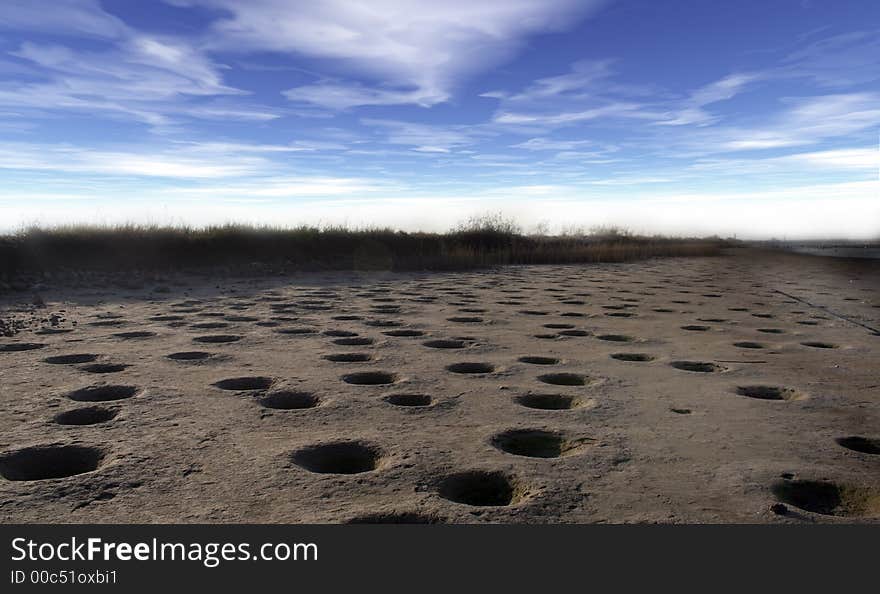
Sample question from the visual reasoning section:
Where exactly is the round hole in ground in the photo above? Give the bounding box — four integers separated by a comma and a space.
596, 334, 633, 342
384, 393, 432, 407
0, 343, 45, 352
44, 354, 99, 365
323, 353, 372, 363
53, 406, 117, 426
491, 429, 576, 458
734, 342, 765, 349
538, 373, 588, 386
191, 322, 229, 329
213, 376, 274, 391
291, 441, 383, 474
515, 393, 582, 410
670, 361, 722, 373
334, 337, 374, 346
735, 385, 802, 401
342, 371, 398, 385
193, 334, 241, 343
446, 362, 495, 374
559, 330, 590, 337
437, 470, 522, 506
80, 363, 128, 374
167, 351, 213, 361
518, 356, 560, 365
259, 391, 319, 410
113, 331, 156, 339
67, 385, 139, 402
383, 329, 425, 337
801, 341, 838, 349
0, 445, 105, 481
835, 436, 880, 455
771, 479, 880, 517
610, 353, 654, 362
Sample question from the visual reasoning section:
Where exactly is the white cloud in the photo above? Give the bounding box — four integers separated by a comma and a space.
784, 148, 878, 172
361, 118, 481, 152
0, 142, 271, 179
716, 93, 880, 152
511, 138, 594, 151
168, 0, 605, 109
283, 82, 441, 110
494, 102, 656, 126
0, 0, 128, 39
656, 73, 760, 126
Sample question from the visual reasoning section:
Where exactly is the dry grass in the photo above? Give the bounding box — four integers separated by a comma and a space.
0, 220, 724, 279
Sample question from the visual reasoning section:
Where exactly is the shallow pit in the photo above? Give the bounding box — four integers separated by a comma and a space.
112, 331, 156, 339
0, 445, 105, 481
801, 341, 838, 349
259, 391, 319, 410
734, 341, 765, 349
596, 334, 633, 342
518, 356, 560, 365
67, 385, 139, 402
735, 385, 803, 401
54, 406, 117, 426
193, 334, 241, 343
670, 361, 722, 373
835, 436, 880, 455
44, 354, 99, 365
0, 343, 45, 352
334, 337, 374, 346
538, 373, 588, 386
610, 353, 654, 362
291, 441, 383, 474
491, 429, 578, 458
323, 353, 373, 363
342, 371, 398, 385
213, 376, 274, 391
437, 471, 522, 507
167, 351, 213, 361
383, 329, 425, 337
80, 363, 128, 374
772, 479, 880, 517
446, 362, 495, 374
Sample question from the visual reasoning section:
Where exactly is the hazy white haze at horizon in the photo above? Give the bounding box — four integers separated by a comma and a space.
0, 0, 878, 238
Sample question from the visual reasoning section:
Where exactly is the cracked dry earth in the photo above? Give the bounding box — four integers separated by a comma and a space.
1, 248, 878, 524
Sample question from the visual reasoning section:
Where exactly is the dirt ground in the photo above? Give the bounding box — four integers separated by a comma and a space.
1, 248, 878, 523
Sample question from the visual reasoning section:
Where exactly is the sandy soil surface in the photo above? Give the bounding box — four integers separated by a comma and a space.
1, 248, 878, 523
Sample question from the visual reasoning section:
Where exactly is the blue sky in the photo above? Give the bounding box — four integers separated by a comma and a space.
0, 0, 878, 237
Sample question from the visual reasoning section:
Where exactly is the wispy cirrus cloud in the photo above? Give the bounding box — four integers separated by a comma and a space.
0, 142, 272, 179
167, 0, 606, 109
